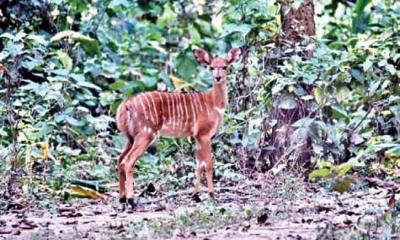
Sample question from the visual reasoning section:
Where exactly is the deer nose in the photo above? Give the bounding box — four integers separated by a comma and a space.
215, 76, 222, 82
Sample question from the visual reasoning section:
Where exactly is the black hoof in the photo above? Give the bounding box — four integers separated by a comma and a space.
127, 198, 137, 210
119, 197, 126, 203
192, 193, 201, 203
209, 192, 215, 198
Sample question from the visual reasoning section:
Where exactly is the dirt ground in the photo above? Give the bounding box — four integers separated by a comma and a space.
0, 175, 399, 240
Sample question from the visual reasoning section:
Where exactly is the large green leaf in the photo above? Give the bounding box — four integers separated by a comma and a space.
175, 50, 198, 79
221, 23, 253, 37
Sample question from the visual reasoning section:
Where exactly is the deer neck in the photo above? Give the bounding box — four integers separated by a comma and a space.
211, 82, 228, 110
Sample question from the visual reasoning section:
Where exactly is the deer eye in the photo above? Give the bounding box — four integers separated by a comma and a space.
222, 66, 228, 70
210, 67, 215, 71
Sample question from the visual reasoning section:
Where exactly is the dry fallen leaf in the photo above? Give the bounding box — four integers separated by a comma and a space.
67, 184, 105, 200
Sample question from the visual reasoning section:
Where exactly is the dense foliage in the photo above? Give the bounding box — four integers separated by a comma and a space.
0, 0, 399, 201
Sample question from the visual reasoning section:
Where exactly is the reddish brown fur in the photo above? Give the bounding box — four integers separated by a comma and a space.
116, 47, 241, 205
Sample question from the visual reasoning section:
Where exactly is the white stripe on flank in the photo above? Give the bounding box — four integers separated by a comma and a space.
167, 94, 172, 125
176, 94, 182, 128
194, 93, 203, 118
178, 94, 184, 128
182, 94, 188, 127
138, 94, 148, 121
175, 94, 179, 128
142, 94, 155, 124
148, 93, 159, 125
132, 98, 140, 127
192, 93, 200, 118
189, 93, 197, 121
157, 92, 164, 122
171, 94, 176, 128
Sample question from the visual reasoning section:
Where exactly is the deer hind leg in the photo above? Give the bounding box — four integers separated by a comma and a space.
118, 137, 133, 203
195, 135, 214, 196
123, 132, 154, 210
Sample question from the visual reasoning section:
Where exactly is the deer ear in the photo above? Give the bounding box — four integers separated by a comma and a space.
227, 47, 241, 64
193, 48, 211, 66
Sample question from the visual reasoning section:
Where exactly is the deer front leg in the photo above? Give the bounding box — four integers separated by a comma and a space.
195, 146, 204, 193
195, 136, 214, 196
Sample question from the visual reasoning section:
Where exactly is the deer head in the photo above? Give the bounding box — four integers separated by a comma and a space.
193, 47, 241, 84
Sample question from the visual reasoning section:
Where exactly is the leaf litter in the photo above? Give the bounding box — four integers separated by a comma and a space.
0, 174, 399, 239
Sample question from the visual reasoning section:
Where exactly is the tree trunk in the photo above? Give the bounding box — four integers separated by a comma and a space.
260, 0, 316, 173
280, 0, 316, 43
269, 0, 316, 169
233, 0, 317, 175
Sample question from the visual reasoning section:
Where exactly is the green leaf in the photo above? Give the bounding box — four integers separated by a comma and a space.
76, 81, 102, 91
351, 69, 364, 82
352, 0, 372, 33
314, 87, 323, 105
66, 116, 85, 127
156, 3, 176, 28
109, 0, 130, 7
175, 50, 197, 79
6, 41, 24, 57
308, 168, 331, 180
0, 32, 14, 39
141, 76, 157, 88
385, 146, 400, 159
110, 80, 125, 90
27, 34, 48, 45
222, 23, 253, 37
56, 50, 73, 71
334, 162, 353, 177
331, 105, 348, 120
386, 64, 396, 75
70, 73, 101, 91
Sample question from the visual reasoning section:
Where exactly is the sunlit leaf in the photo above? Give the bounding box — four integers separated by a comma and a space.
56, 50, 73, 71
67, 184, 105, 200
51, 30, 100, 55
314, 87, 323, 105
309, 168, 331, 180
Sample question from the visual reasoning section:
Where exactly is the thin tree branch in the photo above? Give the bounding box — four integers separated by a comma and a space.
1, 63, 18, 196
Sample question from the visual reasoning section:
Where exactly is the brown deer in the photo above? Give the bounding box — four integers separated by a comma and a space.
116, 47, 241, 209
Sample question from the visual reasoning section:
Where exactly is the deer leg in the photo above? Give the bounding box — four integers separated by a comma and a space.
194, 139, 204, 193
118, 137, 133, 203
123, 133, 153, 210
195, 136, 214, 196
195, 159, 204, 193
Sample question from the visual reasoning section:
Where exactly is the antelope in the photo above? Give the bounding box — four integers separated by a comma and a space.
116, 47, 241, 209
